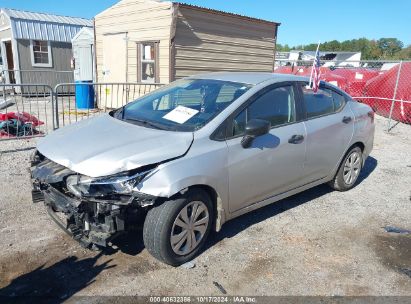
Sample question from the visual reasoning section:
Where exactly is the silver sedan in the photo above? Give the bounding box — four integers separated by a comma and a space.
31, 73, 375, 266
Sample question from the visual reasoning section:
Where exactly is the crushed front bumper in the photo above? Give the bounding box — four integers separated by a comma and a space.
30, 151, 158, 249
33, 184, 127, 248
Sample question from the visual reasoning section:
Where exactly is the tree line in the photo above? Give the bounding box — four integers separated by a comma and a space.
277, 38, 411, 60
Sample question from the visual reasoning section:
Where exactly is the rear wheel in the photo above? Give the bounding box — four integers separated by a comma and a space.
143, 189, 213, 266
328, 146, 363, 191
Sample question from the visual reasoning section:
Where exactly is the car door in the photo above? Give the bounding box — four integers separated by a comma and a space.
299, 83, 354, 182
226, 83, 307, 213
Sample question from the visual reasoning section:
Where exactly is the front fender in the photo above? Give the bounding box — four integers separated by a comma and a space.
134, 136, 229, 211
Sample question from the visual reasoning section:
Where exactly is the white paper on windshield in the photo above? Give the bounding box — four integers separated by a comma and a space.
163, 106, 199, 124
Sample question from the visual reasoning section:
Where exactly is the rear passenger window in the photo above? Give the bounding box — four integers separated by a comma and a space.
231, 85, 296, 137
332, 91, 346, 112
302, 86, 334, 119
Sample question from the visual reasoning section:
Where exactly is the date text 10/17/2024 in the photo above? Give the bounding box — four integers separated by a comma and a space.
149, 296, 257, 303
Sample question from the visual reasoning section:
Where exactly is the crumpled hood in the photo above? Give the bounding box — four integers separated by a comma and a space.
37, 114, 193, 177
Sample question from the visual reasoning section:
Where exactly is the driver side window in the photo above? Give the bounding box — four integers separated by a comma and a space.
232, 85, 296, 137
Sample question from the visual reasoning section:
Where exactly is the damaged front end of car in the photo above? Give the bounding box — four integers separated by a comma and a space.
30, 150, 161, 249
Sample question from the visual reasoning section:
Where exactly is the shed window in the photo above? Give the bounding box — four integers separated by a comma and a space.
137, 42, 159, 83
31, 40, 52, 67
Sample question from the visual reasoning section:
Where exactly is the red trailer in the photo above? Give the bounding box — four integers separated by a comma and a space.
363, 62, 411, 124
333, 68, 381, 97
274, 66, 308, 75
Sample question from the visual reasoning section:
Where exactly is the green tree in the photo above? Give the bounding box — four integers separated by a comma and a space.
368, 40, 383, 59
304, 43, 318, 51
377, 38, 404, 58
276, 44, 291, 52
394, 45, 411, 60
324, 40, 341, 51
277, 37, 407, 60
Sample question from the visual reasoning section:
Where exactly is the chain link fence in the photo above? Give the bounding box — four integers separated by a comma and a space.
274, 59, 411, 130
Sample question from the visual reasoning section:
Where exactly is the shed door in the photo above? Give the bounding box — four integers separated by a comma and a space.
100, 33, 128, 109
4, 41, 15, 84
76, 45, 94, 81
102, 33, 127, 82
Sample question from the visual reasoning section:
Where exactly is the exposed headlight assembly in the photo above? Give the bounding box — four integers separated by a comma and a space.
66, 168, 154, 198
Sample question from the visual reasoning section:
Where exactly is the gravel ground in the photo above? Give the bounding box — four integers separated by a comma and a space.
0, 115, 410, 298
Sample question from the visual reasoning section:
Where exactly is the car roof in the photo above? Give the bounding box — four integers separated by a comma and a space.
188, 72, 309, 85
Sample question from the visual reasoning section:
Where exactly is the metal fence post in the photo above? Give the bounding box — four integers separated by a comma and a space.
386, 61, 402, 132
50, 87, 56, 130
53, 87, 60, 129
1, 70, 6, 101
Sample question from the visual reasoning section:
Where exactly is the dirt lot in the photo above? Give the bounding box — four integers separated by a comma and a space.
0, 115, 410, 298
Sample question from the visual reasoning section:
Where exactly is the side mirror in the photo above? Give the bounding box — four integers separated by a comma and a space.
241, 119, 271, 148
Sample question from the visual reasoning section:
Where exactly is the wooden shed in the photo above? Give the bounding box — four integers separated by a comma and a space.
94, 0, 280, 85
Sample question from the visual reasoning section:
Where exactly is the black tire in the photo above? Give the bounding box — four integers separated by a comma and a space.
328, 146, 363, 191
143, 188, 213, 266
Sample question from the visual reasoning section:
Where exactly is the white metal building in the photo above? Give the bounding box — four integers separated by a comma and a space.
276, 50, 362, 67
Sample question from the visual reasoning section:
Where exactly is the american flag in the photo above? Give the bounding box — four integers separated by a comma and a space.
312, 48, 321, 93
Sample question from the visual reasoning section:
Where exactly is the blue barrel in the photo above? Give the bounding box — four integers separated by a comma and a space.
75, 81, 95, 109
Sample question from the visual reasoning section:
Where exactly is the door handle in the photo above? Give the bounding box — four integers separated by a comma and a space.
288, 134, 304, 144
342, 116, 352, 124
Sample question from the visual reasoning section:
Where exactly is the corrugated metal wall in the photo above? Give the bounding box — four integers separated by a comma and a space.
4, 8, 92, 26
12, 20, 84, 43
94, 0, 174, 83
173, 5, 277, 79
94, 0, 278, 84
3, 7, 93, 43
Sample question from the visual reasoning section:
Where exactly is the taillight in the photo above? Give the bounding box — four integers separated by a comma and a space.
367, 111, 375, 123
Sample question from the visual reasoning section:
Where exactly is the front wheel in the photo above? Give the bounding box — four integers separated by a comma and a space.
143, 189, 213, 266
328, 146, 363, 191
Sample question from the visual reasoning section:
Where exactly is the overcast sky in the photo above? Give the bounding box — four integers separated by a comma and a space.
3, 0, 410, 46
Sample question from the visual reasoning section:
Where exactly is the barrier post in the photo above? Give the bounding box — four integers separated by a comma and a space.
387, 61, 403, 132
53, 87, 60, 129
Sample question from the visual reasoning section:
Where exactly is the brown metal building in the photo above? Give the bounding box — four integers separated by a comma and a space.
94, 0, 280, 85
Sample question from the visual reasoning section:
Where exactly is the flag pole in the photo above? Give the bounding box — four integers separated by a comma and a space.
308, 41, 321, 88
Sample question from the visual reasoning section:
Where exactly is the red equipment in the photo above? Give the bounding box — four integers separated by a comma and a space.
363, 62, 411, 123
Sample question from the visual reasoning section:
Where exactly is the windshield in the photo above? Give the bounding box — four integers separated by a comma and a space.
114, 79, 252, 131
